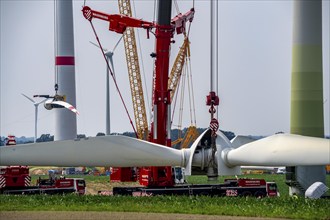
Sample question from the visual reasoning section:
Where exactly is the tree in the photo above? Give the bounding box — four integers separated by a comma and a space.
77, 134, 86, 139
36, 134, 54, 142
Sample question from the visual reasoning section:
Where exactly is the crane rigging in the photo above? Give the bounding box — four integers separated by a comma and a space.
169, 37, 199, 149
165, 2, 198, 150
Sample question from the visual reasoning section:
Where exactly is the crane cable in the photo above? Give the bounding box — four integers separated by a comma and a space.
88, 20, 138, 138
170, 0, 197, 145
149, 0, 158, 125
186, 55, 194, 126
178, 61, 187, 131
216, 0, 219, 120
171, 23, 197, 132
173, 0, 180, 14
54, 0, 59, 94
185, 22, 197, 126
186, 23, 197, 126
175, 42, 196, 126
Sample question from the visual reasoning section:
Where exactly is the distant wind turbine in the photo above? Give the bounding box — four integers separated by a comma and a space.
21, 93, 47, 143
90, 37, 122, 135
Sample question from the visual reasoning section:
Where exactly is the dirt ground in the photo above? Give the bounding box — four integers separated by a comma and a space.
85, 180, 142, 195
0, 211, 289, 220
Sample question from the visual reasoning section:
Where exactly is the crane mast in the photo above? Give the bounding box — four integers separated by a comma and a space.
118, 0, 148, 140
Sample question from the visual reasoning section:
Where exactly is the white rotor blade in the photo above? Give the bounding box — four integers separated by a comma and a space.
21, 93, 35, 103
35, 98, 48, 105
89, 41, 108, 52
223, 134, 330, 167
0, 135, 187, 167
50, 100, 80, 115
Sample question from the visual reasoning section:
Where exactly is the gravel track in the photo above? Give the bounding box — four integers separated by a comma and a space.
0, 211, 289, 220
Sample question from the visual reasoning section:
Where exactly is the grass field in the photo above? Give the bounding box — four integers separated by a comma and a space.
0, 174, 329, 219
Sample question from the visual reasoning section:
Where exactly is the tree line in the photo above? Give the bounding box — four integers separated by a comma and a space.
0, 128, 235, 146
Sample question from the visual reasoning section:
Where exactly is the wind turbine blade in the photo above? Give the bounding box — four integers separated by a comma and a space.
89, 41, 108, 52
223, 134, 330, 167
0, 135, 187, 167
35, 98, 48, 105
51, 100, 80, 115
21, 93, 35, 103
112, 35, 123, 52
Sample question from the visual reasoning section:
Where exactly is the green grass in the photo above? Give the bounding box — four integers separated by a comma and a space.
1, 174, 329, 219
0, 194, 329, 219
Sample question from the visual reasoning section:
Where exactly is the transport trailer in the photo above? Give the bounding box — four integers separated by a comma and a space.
0, 166, 86, 195
112, 178, 279, 197
0, 138, 86, 195
1, 185, 78, 195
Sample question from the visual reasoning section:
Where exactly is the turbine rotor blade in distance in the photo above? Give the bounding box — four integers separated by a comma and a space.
89, 41, 108, 52
21, 93, 35, 103
35, 98, 48, 106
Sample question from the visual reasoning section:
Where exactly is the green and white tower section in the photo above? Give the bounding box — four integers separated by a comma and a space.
288, 0, 326, 195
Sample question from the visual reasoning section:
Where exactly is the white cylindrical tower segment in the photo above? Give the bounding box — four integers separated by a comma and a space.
54, 0, 77, 141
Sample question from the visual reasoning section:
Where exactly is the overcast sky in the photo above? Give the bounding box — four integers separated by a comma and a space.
1, 0, 329, 138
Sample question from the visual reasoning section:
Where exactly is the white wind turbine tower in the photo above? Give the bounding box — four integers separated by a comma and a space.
21, 94, 47, 143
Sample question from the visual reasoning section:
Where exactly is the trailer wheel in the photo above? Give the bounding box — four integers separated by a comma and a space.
254, 191, 265, 198
242, 191, 252, 197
